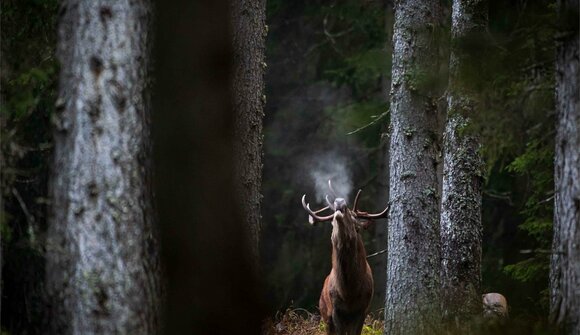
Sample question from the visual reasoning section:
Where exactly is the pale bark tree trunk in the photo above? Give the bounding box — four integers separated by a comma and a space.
46, 1, 160, 333
550, 0, 579, 333
384, 0, 443, 333
440, 0, 487, 327
231, 0, 267, 262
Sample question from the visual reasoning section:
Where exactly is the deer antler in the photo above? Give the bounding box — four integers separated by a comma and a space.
325, 195, 336, 211
353, 189, 362, 212
302, 195, 335, 224
352, 189, 389, 220
328, 179, 338, 198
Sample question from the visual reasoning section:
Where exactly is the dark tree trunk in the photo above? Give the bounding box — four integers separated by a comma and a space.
0, 188, 2, 326
550, 1, 579, 333
153, 0, 266, 334
384, 0, 444, 333
46, 1, 160, 333
231, 0, 267, 262
440, 0, 487, 327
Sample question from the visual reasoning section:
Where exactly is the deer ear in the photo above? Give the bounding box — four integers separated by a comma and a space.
356, 219, 373, 230
364, 220, 375, 229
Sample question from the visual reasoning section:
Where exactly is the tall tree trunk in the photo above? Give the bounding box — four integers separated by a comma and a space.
153, 0, 266, 333
550, 0, 579, 333
440, 0, 487, 327
46, 1, 160, 333
384, 0, 443, 333
231, 0, 267, 262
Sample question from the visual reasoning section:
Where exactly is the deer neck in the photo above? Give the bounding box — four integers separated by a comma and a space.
331, 212, 367, 295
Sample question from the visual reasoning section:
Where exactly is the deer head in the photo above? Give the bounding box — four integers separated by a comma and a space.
301, 180, 389, 228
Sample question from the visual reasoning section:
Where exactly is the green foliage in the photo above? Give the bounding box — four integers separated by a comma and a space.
1, 0, 58, 249
0, 213, 13, 244
307, 1, 388, 99
465, 0, 557, 319
473, 0, 556, 173
325, 48, 390, 96
1, 0, 59, 227
501, 136, 553, 311
330, 100, 386, 145
504, 257, 550, 283
1, 0, 58, 195
502, 133, 553, 297
1, 1, 58, 332
361, 324, 383, 335
518, 220, 552, 246
2, 66, 57, 119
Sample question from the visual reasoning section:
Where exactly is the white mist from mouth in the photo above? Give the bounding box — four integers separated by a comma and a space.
308, 154, 353, 204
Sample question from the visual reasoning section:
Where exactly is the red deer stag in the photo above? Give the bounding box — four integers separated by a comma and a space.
302, 181, 388, 335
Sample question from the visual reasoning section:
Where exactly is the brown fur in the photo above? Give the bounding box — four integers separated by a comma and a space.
319, 210, 373, 335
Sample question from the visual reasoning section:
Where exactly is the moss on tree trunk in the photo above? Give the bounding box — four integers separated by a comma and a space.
440, 0, 487, 328
384, 0, 444, 333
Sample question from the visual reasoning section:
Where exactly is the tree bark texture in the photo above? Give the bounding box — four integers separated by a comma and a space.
440, 0, 487, 327
46, 1, 160, 333
384, 0, 443, 333
231, 0, 267, 262
153, 0, 266, 333
550, 1, 579, 333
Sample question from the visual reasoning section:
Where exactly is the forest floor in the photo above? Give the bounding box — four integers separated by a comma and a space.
262, 308, 555, 335
262, 308, 384, 335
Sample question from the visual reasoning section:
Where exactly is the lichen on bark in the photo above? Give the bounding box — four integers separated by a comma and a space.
440, 0, 487, 328
549, 0, 579, 333
384, 0, 444, 333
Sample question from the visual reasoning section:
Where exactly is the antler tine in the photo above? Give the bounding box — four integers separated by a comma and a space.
313, 205, 331, 214
302, 194, 335, 224
352, 188, 389, 220
328, 179, 338, 197
355, 203, 390, 220
353, 189, 362, 212
325, 195, 335, 211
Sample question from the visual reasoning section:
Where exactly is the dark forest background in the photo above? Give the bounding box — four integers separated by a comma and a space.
261, 0, 554, 322
1, 0, 556, 332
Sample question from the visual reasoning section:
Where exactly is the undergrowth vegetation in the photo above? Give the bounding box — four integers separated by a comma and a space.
262, 308, 556, 335
263, 308, 384, 335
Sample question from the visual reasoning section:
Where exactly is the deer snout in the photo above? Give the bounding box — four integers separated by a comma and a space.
334, 198, 347, 212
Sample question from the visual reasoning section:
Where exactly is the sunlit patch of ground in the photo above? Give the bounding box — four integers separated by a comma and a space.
263, 308, 384, 335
